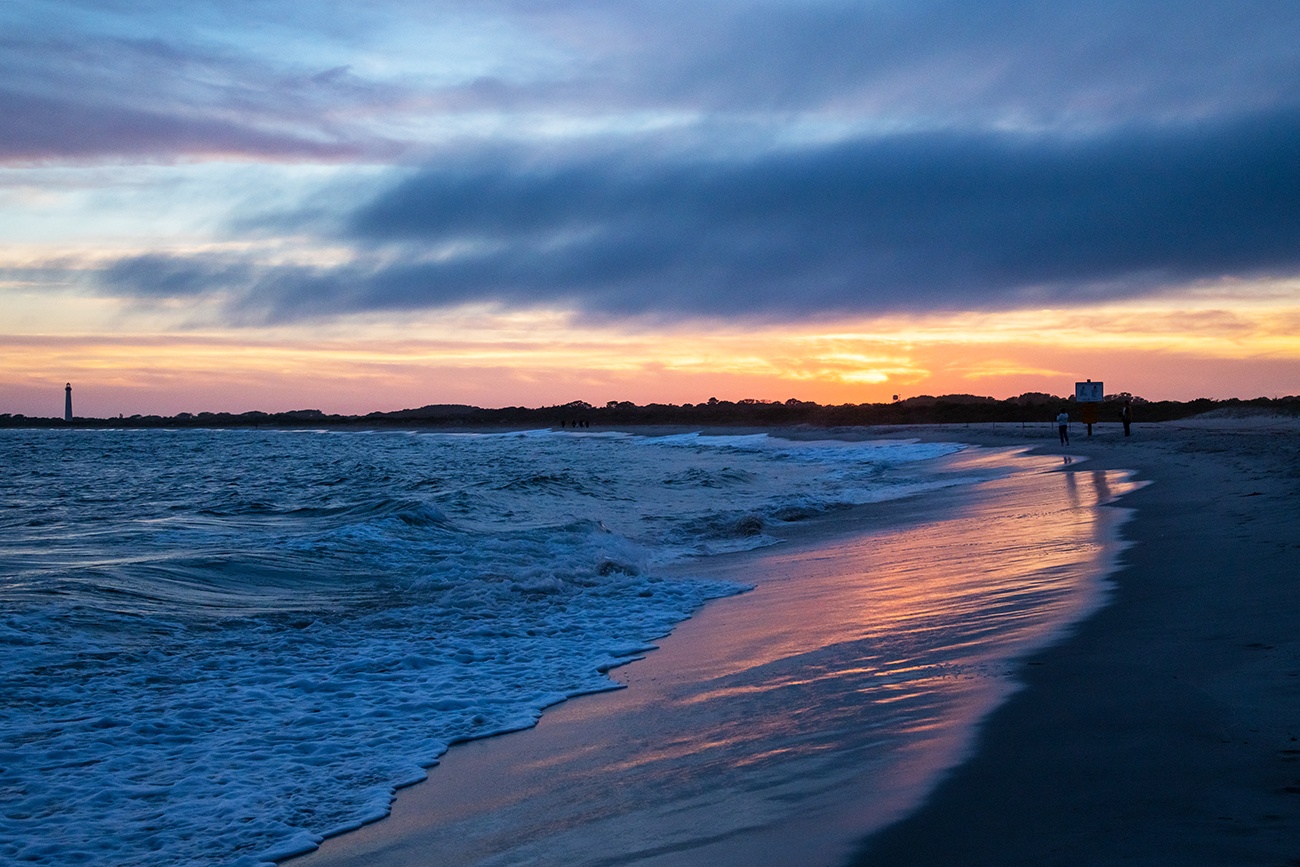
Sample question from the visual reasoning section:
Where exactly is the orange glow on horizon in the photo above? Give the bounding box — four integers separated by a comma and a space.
3, 293, 1299, 417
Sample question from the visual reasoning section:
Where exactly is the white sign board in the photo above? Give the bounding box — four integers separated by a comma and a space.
1075, 381, 1105, 403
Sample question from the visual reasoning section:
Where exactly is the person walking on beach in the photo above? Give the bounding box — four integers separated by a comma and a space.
1056, 409, 1070, 445
1120, 399, 1133, 437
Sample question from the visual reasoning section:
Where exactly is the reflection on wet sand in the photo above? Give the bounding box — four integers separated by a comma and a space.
292, 450, 1138, 867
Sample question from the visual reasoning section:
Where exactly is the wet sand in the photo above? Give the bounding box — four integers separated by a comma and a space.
286, 416, 1300, 866
289, 434, 1144, 866
853, 415, 1300, 865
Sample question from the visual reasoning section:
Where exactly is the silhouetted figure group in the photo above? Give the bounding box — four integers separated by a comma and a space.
560, 420, 590, 429
1056, 401, 1132, 445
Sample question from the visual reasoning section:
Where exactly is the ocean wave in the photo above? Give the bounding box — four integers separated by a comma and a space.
0, 427, 973, 867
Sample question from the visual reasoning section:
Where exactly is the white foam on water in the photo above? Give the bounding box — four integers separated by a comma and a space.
0, 429, 975, 866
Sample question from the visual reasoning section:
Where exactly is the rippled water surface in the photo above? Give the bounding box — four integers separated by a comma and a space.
0, 428, 967, 866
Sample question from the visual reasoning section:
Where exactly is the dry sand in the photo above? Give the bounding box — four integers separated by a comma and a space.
289, 416, 1300, 866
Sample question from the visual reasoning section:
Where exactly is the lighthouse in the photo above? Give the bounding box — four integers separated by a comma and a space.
65, 383, 72, 422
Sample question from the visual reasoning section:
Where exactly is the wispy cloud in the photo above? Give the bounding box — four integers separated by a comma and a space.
0, 5, 409, 161
7, 1, 1300, 162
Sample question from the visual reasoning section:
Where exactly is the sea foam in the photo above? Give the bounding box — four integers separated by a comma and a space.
0, 429, 969, 865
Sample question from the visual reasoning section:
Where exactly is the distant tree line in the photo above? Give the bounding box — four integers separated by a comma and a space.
4, 393, 1298, 429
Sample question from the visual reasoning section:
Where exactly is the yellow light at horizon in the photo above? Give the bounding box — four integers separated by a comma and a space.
810, 302, 1300, 359
4, 287, 1300, 416
956, 360, 1069, 381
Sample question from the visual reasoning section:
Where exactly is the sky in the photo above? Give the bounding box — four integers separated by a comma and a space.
3, 0, 1299, 417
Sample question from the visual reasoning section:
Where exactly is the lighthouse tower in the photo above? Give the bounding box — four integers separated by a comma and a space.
65, 383, 72, 422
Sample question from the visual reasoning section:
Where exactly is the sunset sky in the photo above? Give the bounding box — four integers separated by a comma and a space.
4, 1, 1299, 417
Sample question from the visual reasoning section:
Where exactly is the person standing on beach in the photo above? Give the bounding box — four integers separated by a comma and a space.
1056, 410, 1070, 445
1120, 400, 1133, 437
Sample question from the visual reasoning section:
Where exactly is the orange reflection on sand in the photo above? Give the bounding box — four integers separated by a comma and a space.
289, 449, 1142, 867
616, 451, 1139, 784
522, 452, 1131, 815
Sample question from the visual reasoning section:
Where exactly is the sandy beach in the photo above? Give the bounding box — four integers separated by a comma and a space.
855, 414, 1300, 866
288, 416, 1300, 866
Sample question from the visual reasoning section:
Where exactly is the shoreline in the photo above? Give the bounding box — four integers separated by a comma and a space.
852, 417, 1300, 865
288, 435, 1140, 866
281, 417, 1300, 865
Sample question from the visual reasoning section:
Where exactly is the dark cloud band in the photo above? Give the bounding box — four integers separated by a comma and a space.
99, 108, 1300, 322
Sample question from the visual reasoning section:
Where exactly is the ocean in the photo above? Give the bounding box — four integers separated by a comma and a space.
0, 428, 978, 866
